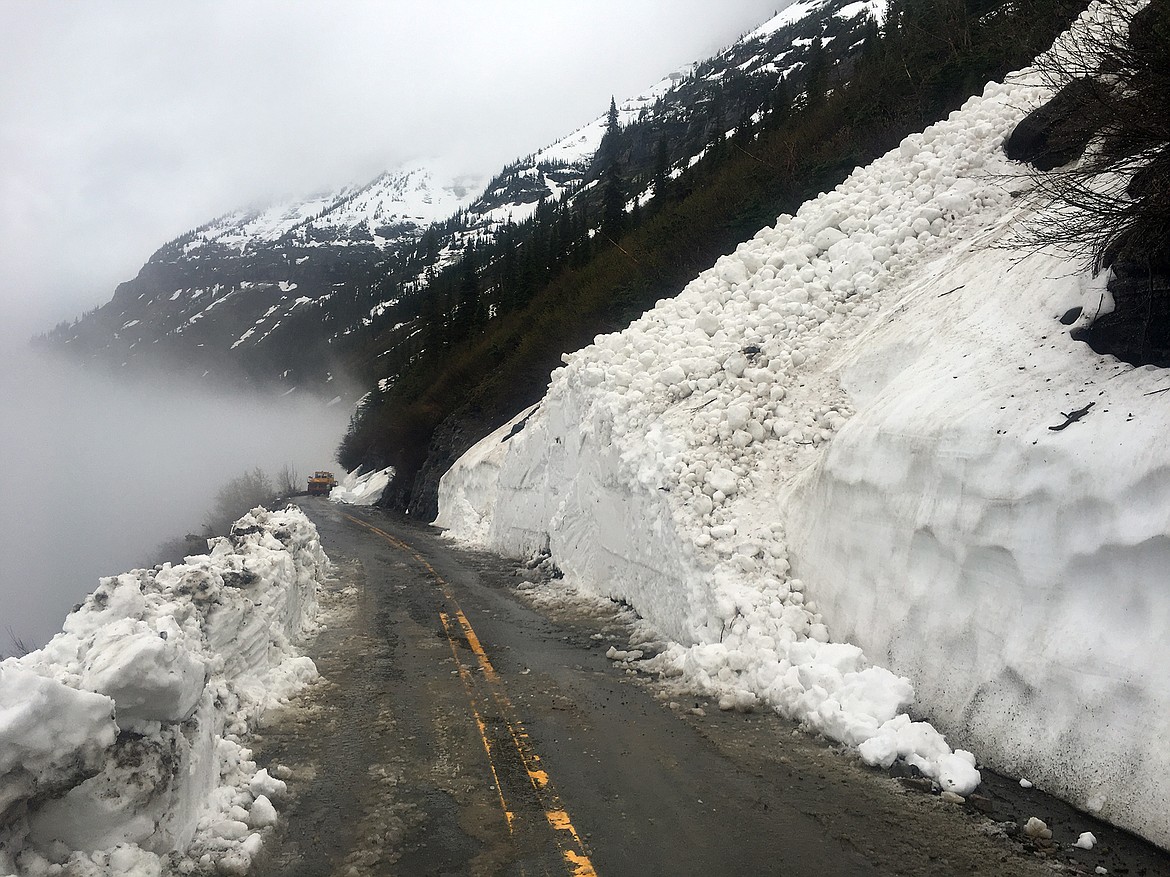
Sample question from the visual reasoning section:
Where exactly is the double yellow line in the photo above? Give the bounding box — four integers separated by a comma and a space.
340, 512, 597, 877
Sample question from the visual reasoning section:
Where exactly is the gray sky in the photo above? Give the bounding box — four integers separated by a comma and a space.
0, 1, 785, 344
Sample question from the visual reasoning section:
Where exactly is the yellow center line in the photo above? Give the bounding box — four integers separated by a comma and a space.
340, 511, 598, 877
439, 611, 516, 831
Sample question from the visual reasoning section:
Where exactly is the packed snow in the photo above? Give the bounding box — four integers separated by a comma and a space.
329, 466, 394, 506
0, 506, 327, 875
435, 2, 1170, 849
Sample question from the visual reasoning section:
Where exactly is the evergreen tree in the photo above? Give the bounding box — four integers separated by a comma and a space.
555, 203, 573, 265
769, 77, 792, 128
497, 224, 520, 310
420, 280, 447, 351
571, 202, 593, 267
735, 105, 755, 142
417, 227, 440, 264
652, 137, 671, 200
707, 88, 727, 151
883, 0, 905, 43
601, 161, 626, 237
804, 35, 830, 107
858, 15, 881, 65
597, 96, 622, 167
454, 249, 481, 333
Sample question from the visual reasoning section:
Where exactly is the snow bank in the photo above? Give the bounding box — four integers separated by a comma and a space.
0, 506, 326, 875
786, 246, 1170, 845
329, 466, 393, 506
434, 406, 539, 544
436, 3, 1170, 847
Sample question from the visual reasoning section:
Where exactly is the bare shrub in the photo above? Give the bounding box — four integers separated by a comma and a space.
276, 463, 300, 496
203, 468, 277, 536
1011, 0, 1170, 271
2, 626, 30, 660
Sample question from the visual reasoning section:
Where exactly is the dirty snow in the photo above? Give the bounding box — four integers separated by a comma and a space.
0, 507, 326, 875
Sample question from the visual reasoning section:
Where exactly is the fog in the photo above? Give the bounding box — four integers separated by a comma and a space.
0, 341, 350, 651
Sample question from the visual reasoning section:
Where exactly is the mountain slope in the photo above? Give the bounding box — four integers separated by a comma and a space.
48, 163, 483, 390
338, 0, 1087, 514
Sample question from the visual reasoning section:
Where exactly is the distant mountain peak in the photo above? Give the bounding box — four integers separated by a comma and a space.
169, 162, 486, 260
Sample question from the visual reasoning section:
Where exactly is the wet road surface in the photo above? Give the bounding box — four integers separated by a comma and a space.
248, 500, 1168, 876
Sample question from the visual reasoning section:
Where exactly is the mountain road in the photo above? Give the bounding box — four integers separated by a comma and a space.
247, 500, 1139, 877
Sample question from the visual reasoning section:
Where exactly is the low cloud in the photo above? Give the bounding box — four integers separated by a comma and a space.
0, 345, 351, 649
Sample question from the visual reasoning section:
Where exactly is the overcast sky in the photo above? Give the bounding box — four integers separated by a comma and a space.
0, 1, 786, 344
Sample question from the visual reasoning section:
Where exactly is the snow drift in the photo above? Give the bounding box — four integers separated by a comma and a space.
0, 506, 326, 876
436, 2, 1170, 848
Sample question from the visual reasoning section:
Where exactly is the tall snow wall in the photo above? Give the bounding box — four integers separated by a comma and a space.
436, 2, 1170, 849
0, 506, 326, 875
785, 243, 1170, 847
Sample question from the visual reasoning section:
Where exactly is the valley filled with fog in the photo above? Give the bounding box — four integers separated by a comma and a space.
0, 342, 349, 651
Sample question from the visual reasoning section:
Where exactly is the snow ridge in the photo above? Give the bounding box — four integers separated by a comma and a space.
179, 162, 482, 257
0, 506, 327, 875
438, 62, 1028, 792
744, 0, 884, 41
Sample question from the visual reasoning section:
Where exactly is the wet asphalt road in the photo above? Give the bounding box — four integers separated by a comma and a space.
248, 499, 1167, 877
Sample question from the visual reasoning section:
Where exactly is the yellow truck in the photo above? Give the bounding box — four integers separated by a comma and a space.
307, 471, 337, 496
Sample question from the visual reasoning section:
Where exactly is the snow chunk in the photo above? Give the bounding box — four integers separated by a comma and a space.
81, 622, 206, 727
249, 768, 287, 799
706, 468, 739, 497
937, 750, 981, 796
248, 794, 278, 829
330, 466, 394, 505
1074, 831, 1097, 850
0, 667, 116, 818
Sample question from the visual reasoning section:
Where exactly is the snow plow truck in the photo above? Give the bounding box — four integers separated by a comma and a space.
307, 471, 337, 496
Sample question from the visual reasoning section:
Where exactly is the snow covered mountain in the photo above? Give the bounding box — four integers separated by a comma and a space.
179, 164, 482, 256
8, 0, 1169, 869
48, 0, 885, 394
47, 163, 485, 391
436, 0, 1170, 852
